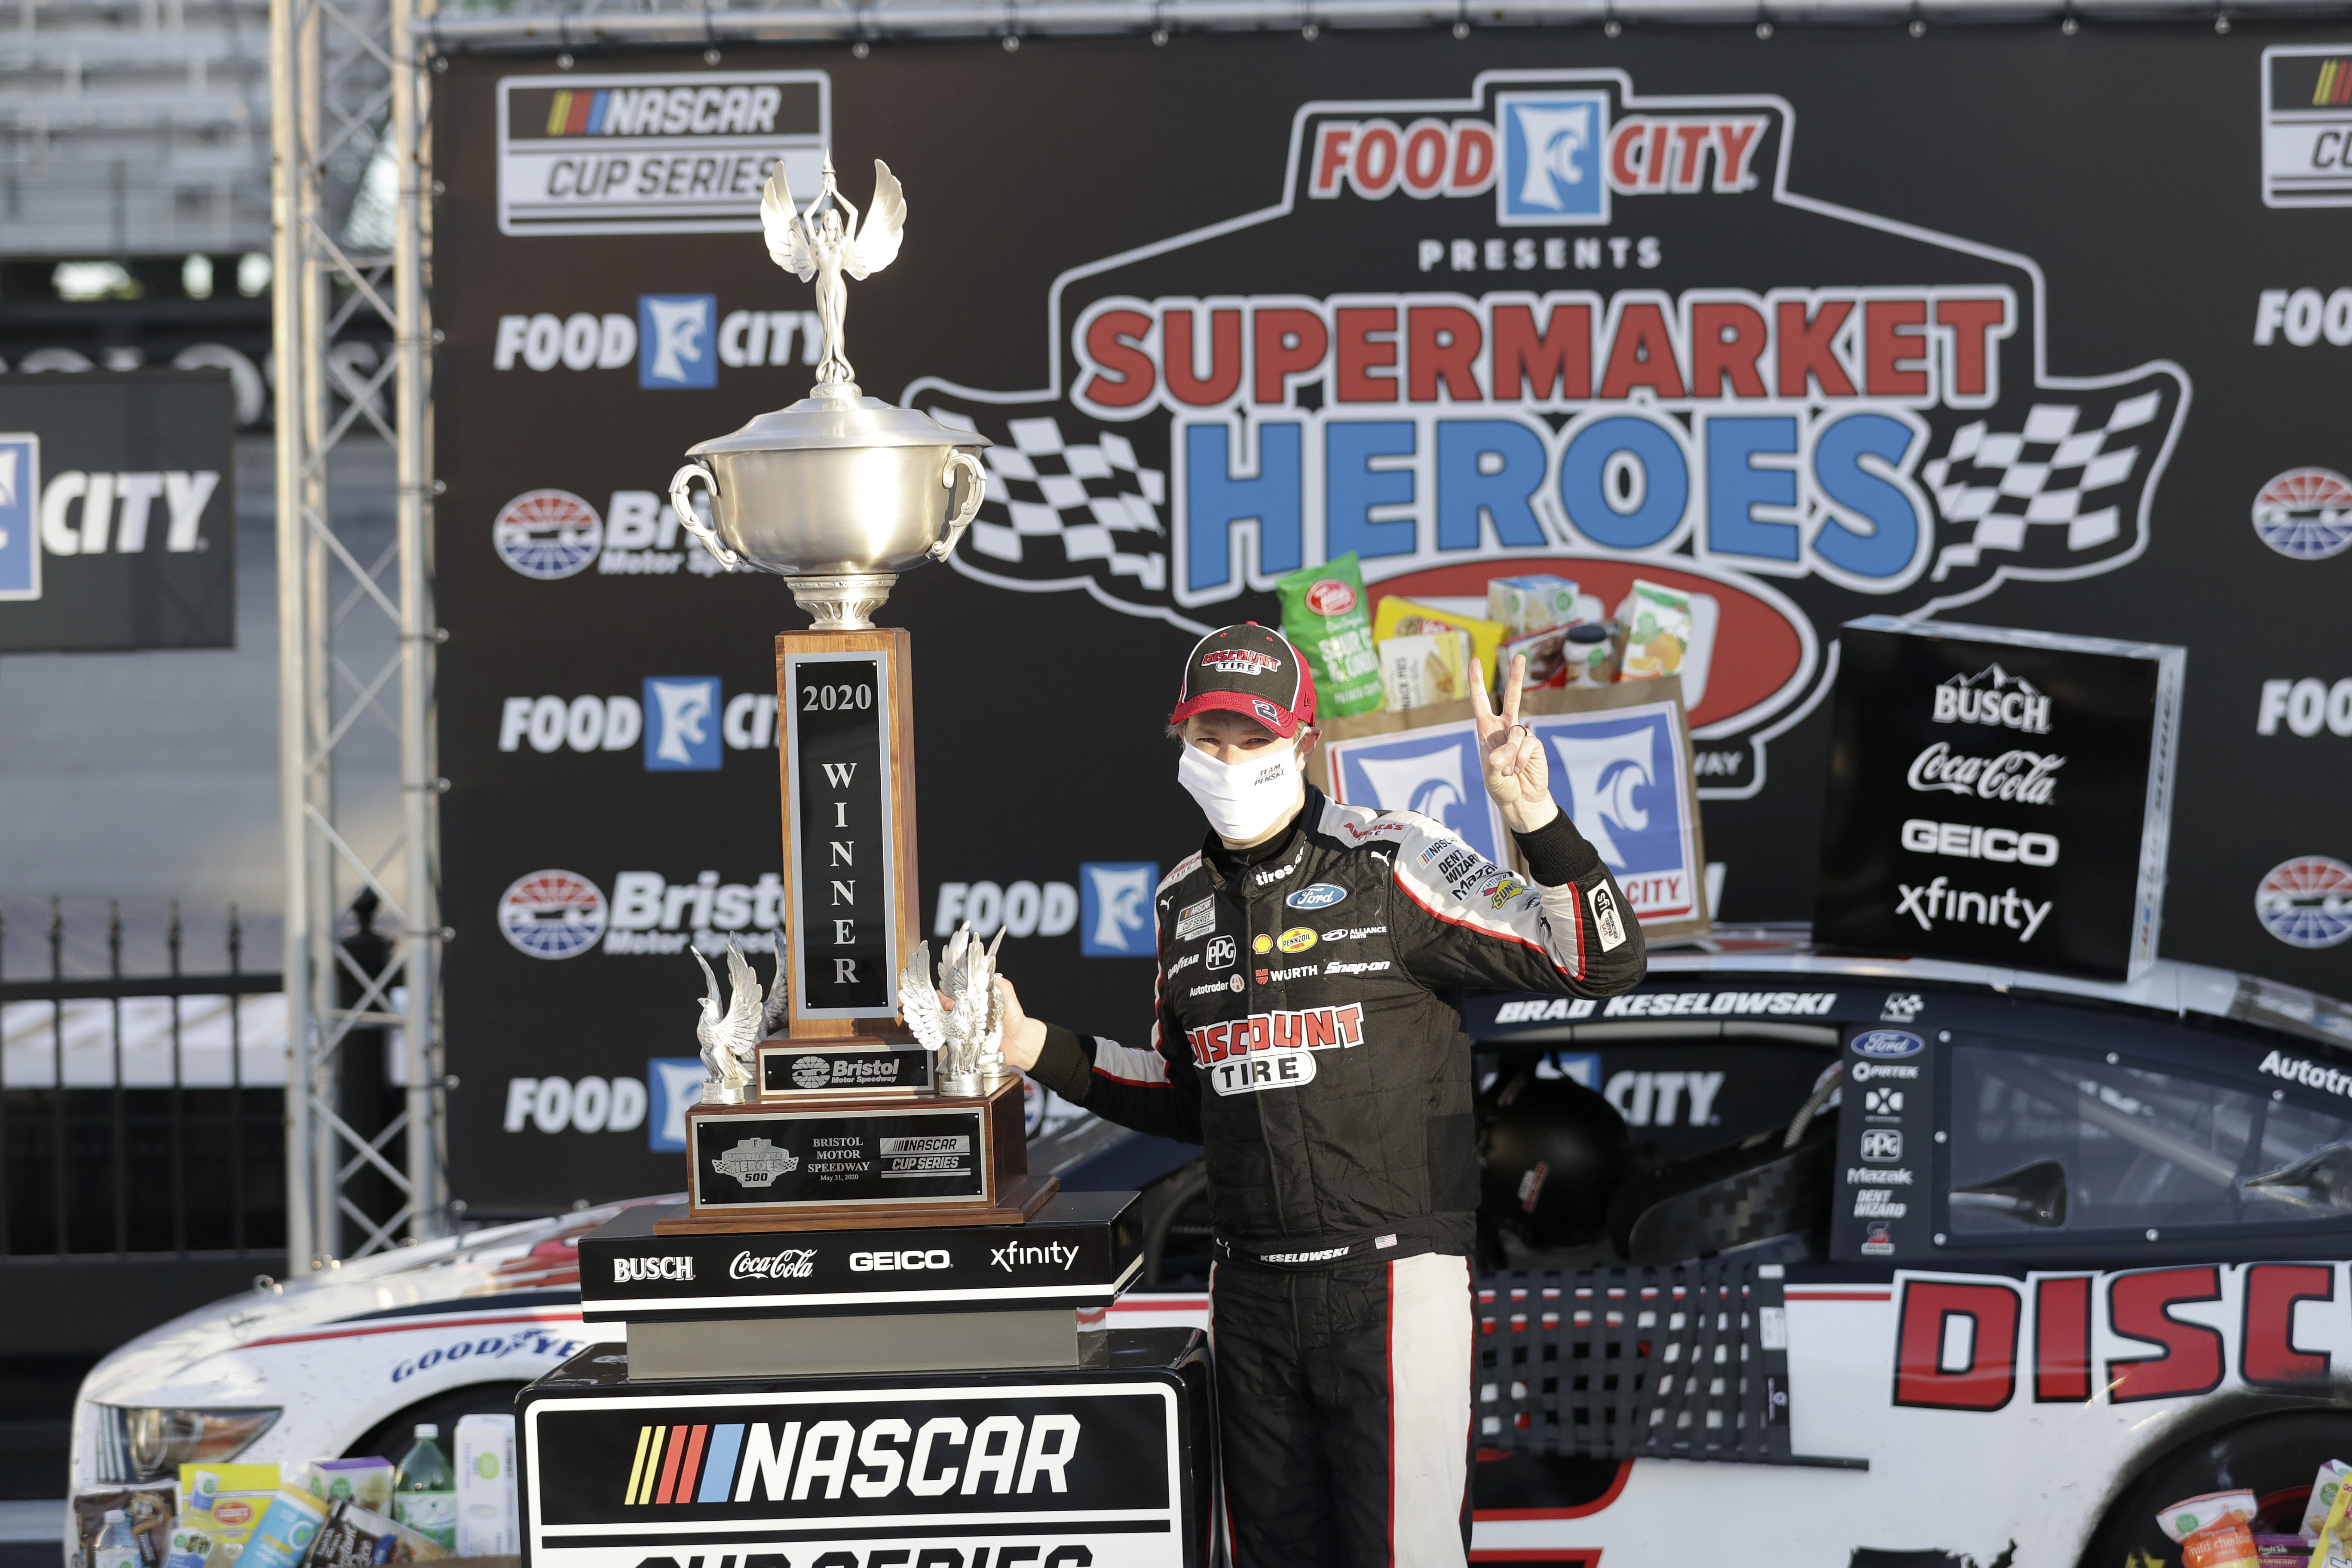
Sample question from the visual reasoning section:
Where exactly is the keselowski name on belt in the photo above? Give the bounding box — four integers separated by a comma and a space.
1027, 785, 1645, 1265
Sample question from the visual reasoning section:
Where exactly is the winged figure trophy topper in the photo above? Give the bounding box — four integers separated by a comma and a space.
693, 935, 789, 1104
761, 152, 907, 391
897, 922, 1008, 1097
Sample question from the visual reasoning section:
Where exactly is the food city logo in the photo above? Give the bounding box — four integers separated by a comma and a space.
496, 868, 790, 959
496, 678, 782, 769
389, 1326, 587, 1384
0, 457, 225, 608
491, 298, 828, 391
903, 69, 2187, 799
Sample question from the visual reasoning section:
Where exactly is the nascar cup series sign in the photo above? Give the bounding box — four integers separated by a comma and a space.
907, 70, 2188, 799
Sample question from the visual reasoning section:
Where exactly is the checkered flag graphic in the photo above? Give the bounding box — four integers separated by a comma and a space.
928, 406, 1169, 594
1922, 380, 2176, 583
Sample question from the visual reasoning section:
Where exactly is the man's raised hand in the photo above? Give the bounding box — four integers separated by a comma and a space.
1471, 653, 1559, 836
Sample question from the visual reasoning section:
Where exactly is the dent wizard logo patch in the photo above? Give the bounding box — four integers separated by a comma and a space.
905, 68, 2187, 804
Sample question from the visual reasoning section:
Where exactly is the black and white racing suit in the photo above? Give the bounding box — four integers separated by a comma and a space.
1027, 784, 1646, 1567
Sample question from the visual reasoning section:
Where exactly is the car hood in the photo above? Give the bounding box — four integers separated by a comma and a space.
78, 1199, 665, 1407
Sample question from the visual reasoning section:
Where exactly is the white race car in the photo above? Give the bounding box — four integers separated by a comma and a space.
69, 931, 2352, 1568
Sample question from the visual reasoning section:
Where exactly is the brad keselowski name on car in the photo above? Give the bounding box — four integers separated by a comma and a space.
1494, 990, 1839, 1024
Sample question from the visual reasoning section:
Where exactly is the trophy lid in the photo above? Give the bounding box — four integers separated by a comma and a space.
686, 384, 992, 457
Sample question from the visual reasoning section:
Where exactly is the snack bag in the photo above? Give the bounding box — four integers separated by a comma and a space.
2301, 1461, 2351, 1539
1377, 631, 1470, 711
1487, 575, 1580, 637
2155, 1490, 2260, 1568
305, 1460, 393, 1516
1500, 625, 1574, 690
308, 1501, 451, 1568
1372, 597, 1507, 695
1614, 579, 1692, 681
2316, 1470, 2352, 1568
1276, 554, 1384, 717
74, 1488, 177, 1568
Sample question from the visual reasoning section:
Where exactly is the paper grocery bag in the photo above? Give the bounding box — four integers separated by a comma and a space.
1314, 679, 1710, 945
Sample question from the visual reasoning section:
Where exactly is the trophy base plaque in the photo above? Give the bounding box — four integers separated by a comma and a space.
658, 1076, 1054, 1234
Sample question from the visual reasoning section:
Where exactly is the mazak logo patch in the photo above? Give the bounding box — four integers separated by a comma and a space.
907, 69, 2187, 805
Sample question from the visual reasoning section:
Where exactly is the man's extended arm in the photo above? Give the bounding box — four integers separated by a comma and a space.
994, 922, 1204, 1146
1387, 808, 1647, 998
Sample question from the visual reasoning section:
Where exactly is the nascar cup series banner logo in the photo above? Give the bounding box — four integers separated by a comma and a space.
907, 70, 2189, 797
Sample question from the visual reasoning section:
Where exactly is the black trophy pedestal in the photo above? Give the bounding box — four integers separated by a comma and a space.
525, 1189, 1212, 1568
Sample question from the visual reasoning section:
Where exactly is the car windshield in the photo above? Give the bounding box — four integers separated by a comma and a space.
1949, 1043, 2352, 1238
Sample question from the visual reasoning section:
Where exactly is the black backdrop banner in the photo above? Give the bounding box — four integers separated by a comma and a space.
435, 25, 2352, 1214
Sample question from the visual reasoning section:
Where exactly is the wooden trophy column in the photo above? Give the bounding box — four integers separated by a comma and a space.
658, 628, 1054, 1235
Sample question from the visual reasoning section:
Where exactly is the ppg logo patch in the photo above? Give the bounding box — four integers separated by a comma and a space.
1079, 862, 1158, 956
643, 675, 721, 770
0, 434, 39, 601
1497, 91, 1609, 223
638, 293, 718, 388
1326, 721, 1505, 864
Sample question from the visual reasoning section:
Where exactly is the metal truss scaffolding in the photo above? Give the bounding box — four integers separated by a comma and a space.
271, 0, 439, 1269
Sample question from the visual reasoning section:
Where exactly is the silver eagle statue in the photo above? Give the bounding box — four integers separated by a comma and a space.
897, 922, 1008, 1096
693, 934, 789, 1104
760, 151, 907, 390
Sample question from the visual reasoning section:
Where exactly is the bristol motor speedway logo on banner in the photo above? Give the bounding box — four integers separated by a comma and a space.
904, 70, 2188, 798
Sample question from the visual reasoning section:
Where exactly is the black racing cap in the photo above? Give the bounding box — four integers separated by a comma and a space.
1168, 623, 1317, 738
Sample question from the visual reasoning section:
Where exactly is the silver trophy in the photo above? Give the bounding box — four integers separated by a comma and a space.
693, 936, 789, 1104
666, 153, 991, 631
897, 923, 1008, 1097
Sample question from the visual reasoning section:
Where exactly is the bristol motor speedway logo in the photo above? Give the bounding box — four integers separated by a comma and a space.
903, 70, 2188, 799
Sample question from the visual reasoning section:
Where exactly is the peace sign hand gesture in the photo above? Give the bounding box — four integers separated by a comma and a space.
1471, 654, 1559, 836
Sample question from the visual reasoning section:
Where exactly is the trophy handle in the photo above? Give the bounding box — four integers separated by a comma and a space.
928, 449, 988, 562
668, 461, 742, 571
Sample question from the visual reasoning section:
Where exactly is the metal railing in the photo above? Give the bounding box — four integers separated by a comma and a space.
0, 900, 285, 1259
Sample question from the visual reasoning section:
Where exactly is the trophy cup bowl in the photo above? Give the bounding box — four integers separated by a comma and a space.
668, 387, 992, 630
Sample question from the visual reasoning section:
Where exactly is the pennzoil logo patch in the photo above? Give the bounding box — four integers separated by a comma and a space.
1589, 882, 1628, 952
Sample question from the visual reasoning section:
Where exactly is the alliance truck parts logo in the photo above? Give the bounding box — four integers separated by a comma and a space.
904, 69, 2188, 801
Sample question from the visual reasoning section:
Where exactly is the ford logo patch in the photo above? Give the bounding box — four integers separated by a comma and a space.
1852, 1029, 1924, 1059
1286, 883, 1348, 910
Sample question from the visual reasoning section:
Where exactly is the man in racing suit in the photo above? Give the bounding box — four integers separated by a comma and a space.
993, 622, 1646, 1568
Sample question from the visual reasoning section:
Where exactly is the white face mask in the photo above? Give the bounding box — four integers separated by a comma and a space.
1177, 740, 1303, 842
